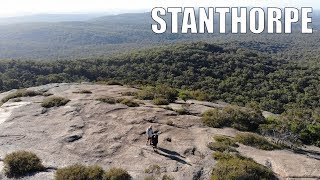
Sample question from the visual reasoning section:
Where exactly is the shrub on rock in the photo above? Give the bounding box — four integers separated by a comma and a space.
153, 97, 169, 105
41, 96, 70, 108
3, 151, 45, 178
202, 107, 265, 131
235, 132, 281, 150
103, 168, 131, 180
211, 156, 276, 180
55, 164, 104, 180
1, 90, 42, 103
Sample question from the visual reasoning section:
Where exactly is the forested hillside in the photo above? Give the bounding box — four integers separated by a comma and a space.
0, 12, 319, 60
0, 42, 319, 114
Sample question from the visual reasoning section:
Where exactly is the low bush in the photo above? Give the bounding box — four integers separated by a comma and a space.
118, 98, 139, 107
137, 85, 178, 103
97, 97, 116, 104
213, 136, 238, 147
73, 90, 92, 94
103, 168, 131, 180
202, 107, 266, 131
4, 151, 45, 178
208, 142, 237, 152
235, 133, 281, 150
178, 90, 210, 101
55, 164, 104, 180
1, 90, 42, 103
41, 96, 70, 108
208, 136, 239, 152
162, 174, 175, 180
211, 156, 276, 180
153, 97, 169, 105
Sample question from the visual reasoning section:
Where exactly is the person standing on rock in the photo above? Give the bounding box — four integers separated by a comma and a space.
146, 125, 153, 145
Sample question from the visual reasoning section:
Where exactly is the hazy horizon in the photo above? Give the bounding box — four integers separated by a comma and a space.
0, 0, 319, 17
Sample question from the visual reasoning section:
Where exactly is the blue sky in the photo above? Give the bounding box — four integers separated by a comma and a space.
0, 0, 319, 17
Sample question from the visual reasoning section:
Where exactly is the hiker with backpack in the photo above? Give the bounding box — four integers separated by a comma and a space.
151, 133, 159, 151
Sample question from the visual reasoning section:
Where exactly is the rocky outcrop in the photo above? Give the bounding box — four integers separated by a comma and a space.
0, 83, 319, 180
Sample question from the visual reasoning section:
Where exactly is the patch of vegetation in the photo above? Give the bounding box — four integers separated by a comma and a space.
145, 165, 161, 175
174, 108, 190, 115
106, 80, 123, 86
97, 97, 116, 104
117, 98, 139, 107
153, 97, 169, 105
144, 176, 156, 180
55, 164, 104, 180
41, 96, 70, 108
178, 90, 210, 101
121, 91, 138, 96
137, 85, 178, 104
202, 107, 266, 131
73, 90, 92, 94
213, 136, 239, 147
3, 151, 45, 178
259, 110, 320, 147
208, 135, 239, 153
103, 168, 131, 180
235, 133, 281, 150
162, 174, 175, 180
211, 156, 276, 180
1, 90, 42, 103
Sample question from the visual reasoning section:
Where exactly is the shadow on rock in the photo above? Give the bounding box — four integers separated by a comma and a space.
156, 147, 191, 166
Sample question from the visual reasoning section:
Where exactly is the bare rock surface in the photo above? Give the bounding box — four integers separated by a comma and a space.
0, 83, 319, 180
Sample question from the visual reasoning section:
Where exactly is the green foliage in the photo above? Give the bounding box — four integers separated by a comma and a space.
213, 136, 239, 148
211, 156, 276, 180
103, 168, 131, 180
4, 151, 45, 178
117, 98, 139, 107
1, 90, 42, 103
235, 133, 281, 150
178, 90, 210, 101
97, 97, 116, 104
259, 110, 320, 147
41, 96, 70, 108
55, 164, 104, 180
137, 85, 178, 103
208, 136, 239, 152
153, 97, 169, 105
202, 107, 265, 131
